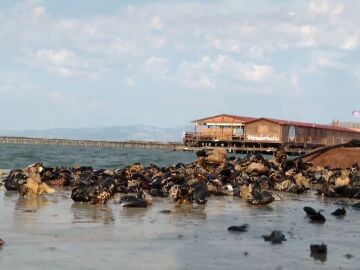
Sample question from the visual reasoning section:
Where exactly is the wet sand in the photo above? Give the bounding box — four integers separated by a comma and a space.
0, 184, 359, 270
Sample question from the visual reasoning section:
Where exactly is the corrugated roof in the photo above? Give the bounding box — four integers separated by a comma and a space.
192, 114, 360, 133
246, 117, 360, 133
192, 114, 256, 123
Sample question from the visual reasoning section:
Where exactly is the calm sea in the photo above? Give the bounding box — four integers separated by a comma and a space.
0, 144, 198, 169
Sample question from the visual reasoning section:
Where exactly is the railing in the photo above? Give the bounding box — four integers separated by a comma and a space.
183, 131, 245, 146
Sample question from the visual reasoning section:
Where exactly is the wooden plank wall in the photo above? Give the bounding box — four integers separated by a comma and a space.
287, 127, 360, 145
244, 120, 281, 142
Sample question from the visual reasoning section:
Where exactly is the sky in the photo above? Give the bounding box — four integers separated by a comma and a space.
0, 0, 360, 129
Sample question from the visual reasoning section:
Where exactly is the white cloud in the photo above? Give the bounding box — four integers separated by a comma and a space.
53, 67, 75, 77
177, 55, 280, 92
126, 77, 136, 87
150, 16, 163, 31
299, 25, 317, 47
196, 77, 214, 89
33, 6, 46, 19
143, 56, 169, 81
316, 56, 343, 69
309, 0, 330, 15
208, 54, 274, 82
148, 36, 166, 48
211, 38, 240, 52
308, 0, 344, 19
248, 46, 264, 59
331, 4, 344, 17
177, 56, 215, 89
342, 35, 358, 50
27, 48, 98, 78
242, 64, 274, 81
308, 51, 345, 72
36, 49, 75, 65
106, 38, 141, 56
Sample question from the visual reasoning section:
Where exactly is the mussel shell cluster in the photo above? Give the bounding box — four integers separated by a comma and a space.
3, 148, 360, 205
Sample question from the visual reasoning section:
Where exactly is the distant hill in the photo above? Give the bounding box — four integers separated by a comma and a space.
0, 125, 192, 142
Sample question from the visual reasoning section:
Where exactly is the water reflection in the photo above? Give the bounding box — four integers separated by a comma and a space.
15, 196, 53, 211
11, 196, 54, 230
119, 207, 150, 222
248, 204, 274, 211
171, 204, 207, 221
4, 190, 20, 199
71, 202, 115, 225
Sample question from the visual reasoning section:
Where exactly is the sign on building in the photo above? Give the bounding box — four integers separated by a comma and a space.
246, 135, 279, 141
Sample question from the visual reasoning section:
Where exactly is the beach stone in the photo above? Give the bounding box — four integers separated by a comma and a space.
310, 243, 327, 262
263, 230, 286, 244
227, 224, 248, 232
344, 253, 354, 259
159, 209, 171, 214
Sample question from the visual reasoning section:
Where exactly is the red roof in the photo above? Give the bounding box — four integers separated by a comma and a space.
246, 117, 360, 133
192, 114, 360, 133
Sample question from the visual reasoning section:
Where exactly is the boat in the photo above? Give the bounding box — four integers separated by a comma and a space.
298, 139, 360, 169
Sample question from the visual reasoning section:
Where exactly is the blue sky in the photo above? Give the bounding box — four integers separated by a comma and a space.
1, 0, 360, 129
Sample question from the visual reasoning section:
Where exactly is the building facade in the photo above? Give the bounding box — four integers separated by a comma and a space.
184, 114, 360, 150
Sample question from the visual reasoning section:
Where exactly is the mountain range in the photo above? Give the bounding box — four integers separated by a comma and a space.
0, 125, 193, 142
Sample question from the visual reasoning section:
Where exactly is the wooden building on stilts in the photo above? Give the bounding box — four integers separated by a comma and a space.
183, 114, 360, 154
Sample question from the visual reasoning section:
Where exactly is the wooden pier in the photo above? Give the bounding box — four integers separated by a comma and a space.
0, 136, 184, 150
0, 136, 306, 155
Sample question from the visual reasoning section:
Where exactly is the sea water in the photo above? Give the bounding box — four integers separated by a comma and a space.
0, 144, 197, 169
